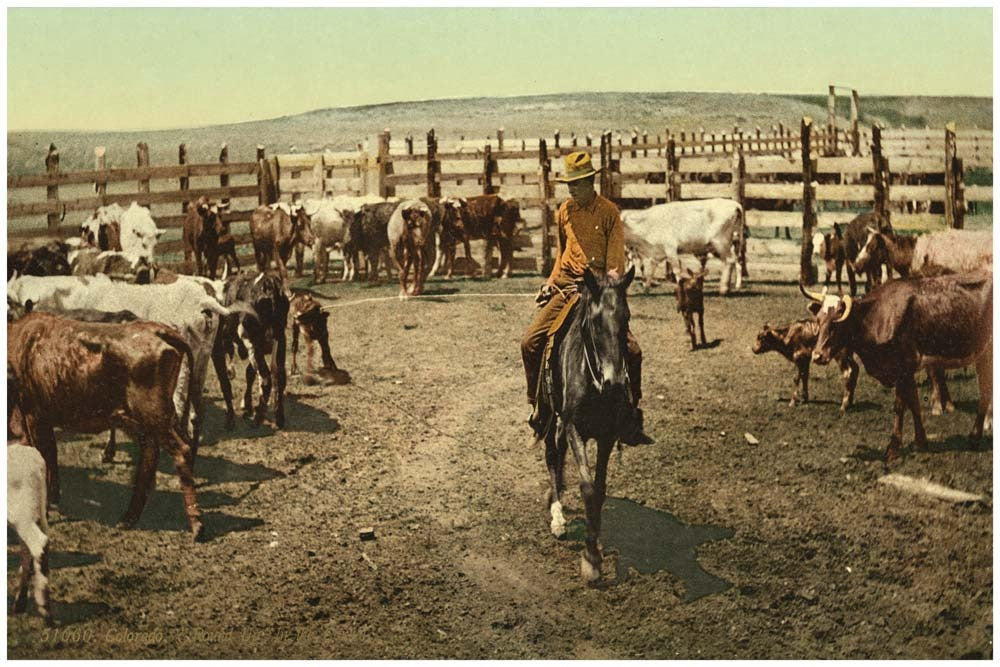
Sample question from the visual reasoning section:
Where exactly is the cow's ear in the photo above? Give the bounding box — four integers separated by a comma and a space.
807, 302, 822, 317
24, 299, 33, 314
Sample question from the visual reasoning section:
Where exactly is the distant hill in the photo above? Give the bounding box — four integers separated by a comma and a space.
7, 92, 992, 176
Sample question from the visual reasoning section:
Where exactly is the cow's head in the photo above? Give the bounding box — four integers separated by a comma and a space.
675, 268, 704, 311
291, 295, 329, 341
196, 198, 229, 237
801, 284, 853, 365
401, 204, 432, 246
751, 323, 783, 355
290, 204, 316, 247
442, 197, 468, 232
853, 227, 885, 274
120, 202, 164, 261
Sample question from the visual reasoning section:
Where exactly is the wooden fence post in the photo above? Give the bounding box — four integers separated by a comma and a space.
554, 130, 560, 152
642, 130, 649, 156
827, 85, 837, 157
944, 122, 957, 227
800, 117, 818, 285
179, 143, 189, 214
586, 133, 593, 148
45, 144, 60, 230
256, 144, 278, 205
953, 156, 965, 229
539, 138, 554, 276
136, 142, 150, 196
497, 127, 504, 151
630, 130, 638, 158
378, 130, 394, 198
426, 129, 440, 198
850, 89, 861, 156
871, 125, 890, 230
731, 146, 745, 215
666, 137, 680, 202
483, 143, 496, 195
219, 143, 230, 206
571, 132, 578, 148
599, 132, 609, 197
405, 135, 414, 156
94, 147, 107, 201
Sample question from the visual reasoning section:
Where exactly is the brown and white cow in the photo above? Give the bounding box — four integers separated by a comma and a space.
8, 312, 204, 540
183, 196, 239, 279
803, 273, 992, 461
249, 203, 316, 285
387, 199, 433, 297
752, 319, 859, 411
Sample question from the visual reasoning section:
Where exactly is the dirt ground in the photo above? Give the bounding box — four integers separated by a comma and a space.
7, 269, 993, 659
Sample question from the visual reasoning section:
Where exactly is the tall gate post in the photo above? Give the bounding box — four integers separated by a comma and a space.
800, 117, 818, 285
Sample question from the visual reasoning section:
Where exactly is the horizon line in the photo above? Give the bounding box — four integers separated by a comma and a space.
7, 89, 993, 135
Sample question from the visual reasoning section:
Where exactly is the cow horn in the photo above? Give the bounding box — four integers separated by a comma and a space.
835, 295, 853, 323
798, 282, 825, 303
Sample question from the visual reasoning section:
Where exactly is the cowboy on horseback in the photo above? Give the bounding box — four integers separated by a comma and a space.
520, 151, 653, 445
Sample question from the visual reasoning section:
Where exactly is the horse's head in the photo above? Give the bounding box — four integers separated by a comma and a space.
579, 265, 635, 394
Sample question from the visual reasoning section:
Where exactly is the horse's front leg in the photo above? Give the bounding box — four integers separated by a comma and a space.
566, 422, 601, 582
545, 422, 568, 538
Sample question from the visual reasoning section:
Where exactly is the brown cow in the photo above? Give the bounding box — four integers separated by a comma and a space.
675, 269, 707, 350
818, 223, 848, 292
456, 194, 522, 278
804, 272, 992, 461
289, 294, 350, 385
182, 196, 239, 279
752, 319, 859, 411
7, 312, 204, 540
249, 203, 315, 285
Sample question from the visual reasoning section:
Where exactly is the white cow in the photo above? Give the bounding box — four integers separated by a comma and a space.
622, 198, 745, 295
7, 445, 51, 625
301, 195, 397, 282
7, 275, 234, 451
79, 202, 164, 278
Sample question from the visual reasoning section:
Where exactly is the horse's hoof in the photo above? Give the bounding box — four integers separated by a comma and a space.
102, 451, 116, 464
225, 415, 235, 431
275, 414, 286, 429
580, 554, 601, 583
190, 520, 206, 543
117, 515, 139, 530
549, 501, 566, 538
913, 438, 929, 452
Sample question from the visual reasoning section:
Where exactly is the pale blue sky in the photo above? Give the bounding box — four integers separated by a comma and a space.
7, 7, 993, 131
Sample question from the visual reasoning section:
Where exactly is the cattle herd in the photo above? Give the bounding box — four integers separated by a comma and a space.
5, 188, 994, 620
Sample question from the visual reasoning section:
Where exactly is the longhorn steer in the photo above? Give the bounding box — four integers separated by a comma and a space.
289, 293, 350, 385
622, 198, 745, 295
249, 203, 315, 285
8, 313, 204, 539
854, 227, 993, 280
183, 196, 238, 279
803, 273, 993, 461
752, 319, 859, 411
457, 194, 522, 278
387, 199, 433, 297
217, 272, 289, 428
7, 275, 235, 458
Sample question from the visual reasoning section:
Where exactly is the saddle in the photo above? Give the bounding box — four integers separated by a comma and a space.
534, 291, 580, 422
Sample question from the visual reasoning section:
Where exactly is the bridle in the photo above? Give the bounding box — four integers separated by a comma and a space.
578, 290, 628, 394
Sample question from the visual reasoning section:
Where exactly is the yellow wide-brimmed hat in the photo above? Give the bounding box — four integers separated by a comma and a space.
554, 151, 601, 183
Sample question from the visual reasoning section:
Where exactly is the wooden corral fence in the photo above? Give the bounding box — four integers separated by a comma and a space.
7, 119, 993, 281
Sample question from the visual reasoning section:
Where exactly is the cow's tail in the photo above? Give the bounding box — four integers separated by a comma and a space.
156, 327, 197, 435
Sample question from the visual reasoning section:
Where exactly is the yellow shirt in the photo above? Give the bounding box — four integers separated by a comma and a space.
548, 194, 626, 288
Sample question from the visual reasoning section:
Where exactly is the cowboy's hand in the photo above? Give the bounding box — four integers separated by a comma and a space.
607, 269, 621, 281
535, 282, 555, 306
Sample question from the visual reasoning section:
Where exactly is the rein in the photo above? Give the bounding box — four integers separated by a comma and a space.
576, 290, 628, 394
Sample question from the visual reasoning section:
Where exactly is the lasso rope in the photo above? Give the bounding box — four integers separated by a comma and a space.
321, 291, 535, 310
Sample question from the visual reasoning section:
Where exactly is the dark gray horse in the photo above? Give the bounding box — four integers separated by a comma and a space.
539, 266, 636, 582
